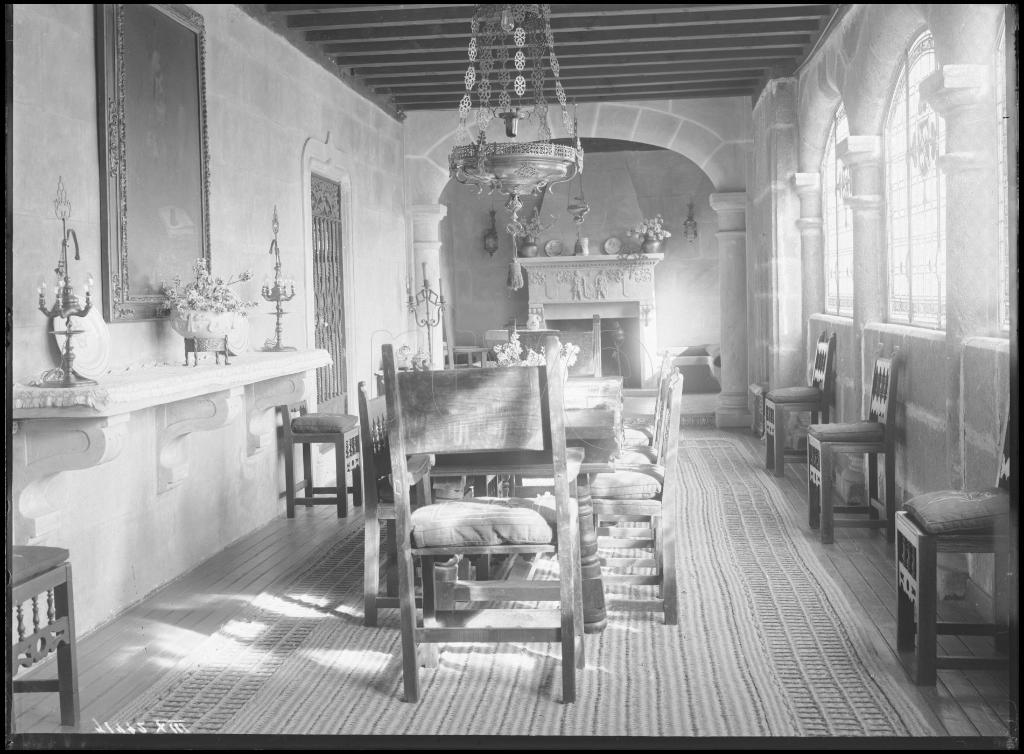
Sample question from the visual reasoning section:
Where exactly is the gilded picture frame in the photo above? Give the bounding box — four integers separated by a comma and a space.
95, 3, 211, 322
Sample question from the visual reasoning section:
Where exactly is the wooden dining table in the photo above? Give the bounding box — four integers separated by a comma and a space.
428, 405, 619, 635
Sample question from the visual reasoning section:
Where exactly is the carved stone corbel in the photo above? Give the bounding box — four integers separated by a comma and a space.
245, 373, 311, 457
12, 414, 131, 541
157, 387, 244, 493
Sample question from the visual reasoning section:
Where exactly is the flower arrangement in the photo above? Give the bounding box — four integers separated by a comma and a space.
164, 258, 258, 314
493, 331, 580, 369
518, 208, 555, 243
628, 214, 672, 241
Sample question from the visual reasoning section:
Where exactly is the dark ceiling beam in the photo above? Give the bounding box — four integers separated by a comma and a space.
324, 35, 813, 59
360, 60, 769, 83
378, 73, 760, 94
346, 47, 801, 70
306, 20, 818, 45
266, 3, 832, 19
398, 87, 756, 109
284, 7, 833, 34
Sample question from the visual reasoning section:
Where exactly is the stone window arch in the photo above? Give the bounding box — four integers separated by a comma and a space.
821, 101, 853, 317
995, 18, 1010, 334
884, 30, 946, 329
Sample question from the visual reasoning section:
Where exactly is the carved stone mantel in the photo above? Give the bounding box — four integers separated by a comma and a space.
519, 254, 662, 314
519, 254, 663, 383
12, 350, 331, 541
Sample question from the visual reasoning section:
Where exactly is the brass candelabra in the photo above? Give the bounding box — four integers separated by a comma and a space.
37, 177, 95, 388
261, 206, 296, 351
406, 262, 446, 367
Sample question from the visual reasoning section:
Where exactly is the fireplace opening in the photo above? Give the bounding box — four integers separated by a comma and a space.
546, 317, 644, 389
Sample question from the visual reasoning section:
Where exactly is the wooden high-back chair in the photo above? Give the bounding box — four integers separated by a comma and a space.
622, 351, 675, 449
567, 315, 603, 378
590, 368, 684, 624
382, 337, 584, 703
357, 382, 432, 627
807, 351, 899, 544
764, 330, 836, 477
895, 412, 1012, 684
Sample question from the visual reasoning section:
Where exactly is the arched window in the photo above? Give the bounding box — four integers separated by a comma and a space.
884, 31, 945, 329
995, 23, 1010, 333
822, 102, 853, 317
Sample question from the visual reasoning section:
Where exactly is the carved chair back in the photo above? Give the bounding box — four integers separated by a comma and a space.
997, 412, 1012, 491
357, 381, 391, 500
810, 331, 837, 397
866, 353, 899, 428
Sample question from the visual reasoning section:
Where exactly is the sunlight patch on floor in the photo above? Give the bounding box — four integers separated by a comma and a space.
299, 647, 392, 672
220, 619, 268, 640
251, 592, 331, 619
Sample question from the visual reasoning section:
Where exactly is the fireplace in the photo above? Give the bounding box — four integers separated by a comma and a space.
519, 254, 663, 386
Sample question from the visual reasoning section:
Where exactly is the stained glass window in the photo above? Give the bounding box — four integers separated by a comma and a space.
884, 31, 945, 329
822, 102, 853, 316
995, 24, 1010, 333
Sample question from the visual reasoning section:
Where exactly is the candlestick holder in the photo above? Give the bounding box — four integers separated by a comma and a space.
37, 177, 96, 388
260, 206, 297, 352
406, 261, 446, 367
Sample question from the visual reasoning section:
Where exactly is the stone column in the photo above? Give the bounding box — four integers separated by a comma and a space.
837, 135, 885, 407
794, 172, 824, 326
921, 64, 999, 487
710, 192, 751, 428
410, 204, 447, 369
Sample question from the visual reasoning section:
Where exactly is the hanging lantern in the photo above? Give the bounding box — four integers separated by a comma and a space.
483, 207, 500, 256
449, 4, 583, 238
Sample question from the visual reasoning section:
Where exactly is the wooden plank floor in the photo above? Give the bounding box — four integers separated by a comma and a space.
10, 426, 1013, 738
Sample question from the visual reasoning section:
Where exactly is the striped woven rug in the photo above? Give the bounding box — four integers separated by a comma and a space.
116, 437, 934, 737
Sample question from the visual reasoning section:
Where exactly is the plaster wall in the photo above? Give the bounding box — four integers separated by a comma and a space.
11, 3, 408, 633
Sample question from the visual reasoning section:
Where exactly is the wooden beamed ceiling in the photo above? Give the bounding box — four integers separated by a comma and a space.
260, 3, 840, 114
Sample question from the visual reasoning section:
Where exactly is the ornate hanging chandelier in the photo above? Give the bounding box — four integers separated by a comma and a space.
449, 4, 583, 237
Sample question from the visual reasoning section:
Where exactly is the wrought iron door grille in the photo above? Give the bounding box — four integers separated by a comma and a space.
311, 174, 346, 412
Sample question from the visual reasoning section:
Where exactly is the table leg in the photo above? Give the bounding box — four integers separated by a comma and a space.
576, 472, 607, 634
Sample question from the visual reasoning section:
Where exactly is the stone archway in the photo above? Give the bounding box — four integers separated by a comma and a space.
404, 99, 752, 423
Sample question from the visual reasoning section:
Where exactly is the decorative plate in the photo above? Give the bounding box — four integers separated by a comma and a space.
50, 308, 111, 380
544, 239, 564, 257
603, 237, 622, 255
226, 317, 250, 356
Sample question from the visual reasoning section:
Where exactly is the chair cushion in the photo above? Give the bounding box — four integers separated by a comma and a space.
766, 386, 821, 403
904, 488, 1010, 535
590, 468, 662, 499
410, 501, 552, 548
623, 425, 653, 447
807, 421, 884, 443
617, 447, 659, 465
12, 546, 70, 585
291, 413, 359, 434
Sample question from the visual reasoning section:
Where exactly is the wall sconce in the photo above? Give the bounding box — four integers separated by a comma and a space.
483, 207, 500, 257
682, 200, 699, 244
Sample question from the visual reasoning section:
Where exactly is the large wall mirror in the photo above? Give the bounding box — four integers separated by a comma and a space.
95, 4, 211, 322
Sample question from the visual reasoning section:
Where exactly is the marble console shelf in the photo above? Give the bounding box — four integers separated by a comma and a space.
12, 350, 331, 540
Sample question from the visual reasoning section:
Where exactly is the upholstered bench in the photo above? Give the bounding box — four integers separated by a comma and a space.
895, 476, 1011, 684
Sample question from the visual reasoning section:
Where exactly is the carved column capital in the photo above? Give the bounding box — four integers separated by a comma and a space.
838, 136, 884, 211
709, 192, 747, 232
837, 135, 882, 167
920, 64, 992, 117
